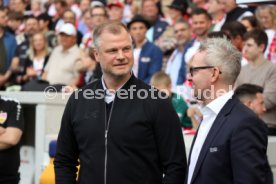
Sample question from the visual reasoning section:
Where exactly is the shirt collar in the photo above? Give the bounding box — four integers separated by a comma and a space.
101, 73, 132, 103
205, 90, 234, 115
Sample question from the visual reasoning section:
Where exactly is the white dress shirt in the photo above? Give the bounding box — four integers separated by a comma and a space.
133, 48, 142, 77
165, 49, 183, 89
187, 91, 234, 184
101, 76, 129, 104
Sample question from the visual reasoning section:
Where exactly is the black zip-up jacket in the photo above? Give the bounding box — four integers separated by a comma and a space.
54, 75, 187, 184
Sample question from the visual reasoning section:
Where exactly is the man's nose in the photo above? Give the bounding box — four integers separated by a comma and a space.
263, 105, 267, 112
187, 73, 193, 81
117, 50, 125, 60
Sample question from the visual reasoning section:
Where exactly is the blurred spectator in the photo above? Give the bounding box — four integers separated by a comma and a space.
123, 0, 138, 24
107, 1, 124, 23
74, 48, 102, 88
127, 14, 163, 84
77, 8, 91, 35
241, 16, 260, 32
221, 21, 248, 66
150, 71, 192, 128
221, 21, 246, 52
11, 0, 27, 15
37, 13, 57, 48
187, 0, 208, 14
235, 84, 266, 117
52, 0, 68, 31
141, 0, 169, 42
23, 32, 51, 82
7, 11, 25, 35
166, 0, 188, 25
30, 0, 42, 17
65, 0, 81, 19
81, 5, 108, 49
207, 0, 226, 31
42, 23, 80, 86
184, 8, 211, 66
255, 5, 276, 63
207, 30, 231, 39
236, 29, 276, 135
220, 0, 253, 23
79, 0, 90, 13
166, 20, 192, 88
0, 7, 17, 89
3, 16, 39, 86
62, 9, 83, 45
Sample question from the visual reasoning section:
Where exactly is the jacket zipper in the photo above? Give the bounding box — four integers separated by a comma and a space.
104, 99, 115, 184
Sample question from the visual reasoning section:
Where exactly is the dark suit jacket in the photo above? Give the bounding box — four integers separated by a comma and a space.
186, 95, 270, 184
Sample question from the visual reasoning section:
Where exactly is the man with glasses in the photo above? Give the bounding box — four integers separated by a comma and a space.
186, 38, 269, 184
81, 6, 108, 49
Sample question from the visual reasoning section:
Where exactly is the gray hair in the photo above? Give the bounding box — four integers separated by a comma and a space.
92, 21, 132, 50
199, 38, 242, 85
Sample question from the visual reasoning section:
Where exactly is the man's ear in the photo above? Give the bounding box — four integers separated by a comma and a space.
259, 43, 266, 53
211, 67, 220, 83
242, 100, 251, 108
93, 49, 100, 63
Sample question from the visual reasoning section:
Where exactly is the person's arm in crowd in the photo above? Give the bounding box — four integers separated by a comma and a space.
0, 57, 20, 86
41, 71, 48, 81
0, 100, 23, 150
263, 65, 276, 110
152, 97, 187, 184
0, 127, 22, 150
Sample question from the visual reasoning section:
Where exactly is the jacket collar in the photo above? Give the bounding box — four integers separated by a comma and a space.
187, 95, 239, 184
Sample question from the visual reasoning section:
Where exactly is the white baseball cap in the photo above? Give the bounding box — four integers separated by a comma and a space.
59, 23, 77, 36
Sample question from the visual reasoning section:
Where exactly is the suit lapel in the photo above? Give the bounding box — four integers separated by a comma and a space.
189, 96, 238, 184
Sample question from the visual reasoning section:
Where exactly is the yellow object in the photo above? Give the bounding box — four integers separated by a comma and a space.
40, 158, 80, 184
40, 158, 55, 184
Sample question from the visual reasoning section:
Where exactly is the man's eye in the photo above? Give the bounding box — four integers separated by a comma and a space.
107, 50, 117, 54
123, 47, 131, 52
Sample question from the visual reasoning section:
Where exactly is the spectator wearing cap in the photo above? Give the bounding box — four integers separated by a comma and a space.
62, 9, 83, 46
107, 1, 125, 24
128, 14, 163, 84
141, 0, 169, 42
42, 23, 80, 86
167, 0, 188, 25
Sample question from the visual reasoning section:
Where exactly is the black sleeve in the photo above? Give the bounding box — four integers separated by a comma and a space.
153, 97, 187, 184
54, 95, 79, 184
6, 101, 24, 131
